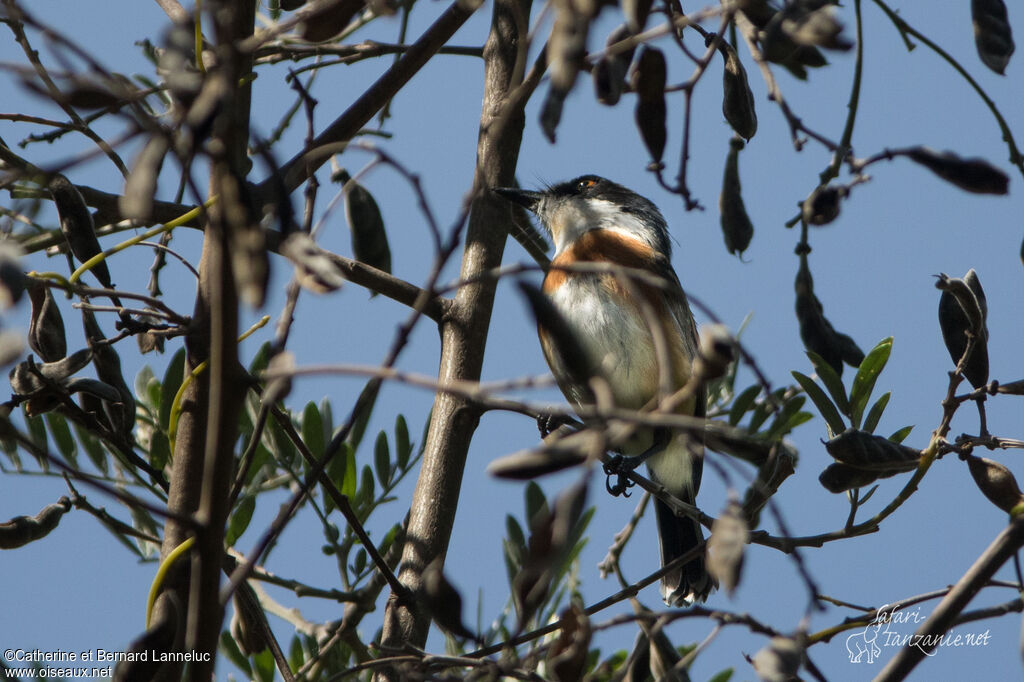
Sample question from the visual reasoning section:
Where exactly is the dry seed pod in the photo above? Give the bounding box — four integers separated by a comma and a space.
0, 244, 24, 309
83, 311, 135, 442
280, 233, 346, 293
835, 330, 865, 368
937, 269, 989, 388
965, 455, 1024, 513
548, 0, 589, 95
593, 25, 635, 106
632, 47, 667, 163
706, 498, 748, 596
300, 0, 365, 42
27, 280, 66, 363
801, 184, 843, 226
622, 0, 653, 34
695, 323, 735, 381
539, 88, 567, 143
795, 254, 843, 374
337, 171, 392, 278
719, 41, 757, 140
719, 137, 754, 255
825, 429, 921, 470
972, 0, 1015, 75
905, 146, 1009, 195
752, 636, 804, 682
0, 497, 72, 549
780, 5, 852, 51
546, 603, 591, 682
121, 135, 170, 221
422, 558, 476, 640
49, 175, 113, 289
218, 167, 269, 308
487, 448, 587, 479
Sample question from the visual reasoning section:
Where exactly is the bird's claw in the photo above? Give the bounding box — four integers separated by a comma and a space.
603, 455, 637, 497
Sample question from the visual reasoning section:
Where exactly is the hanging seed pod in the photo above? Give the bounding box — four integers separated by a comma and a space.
719, 41, 757, 140
0, 497, 72, 549
631, 47, 667, 163
83, 311, 135, 442
835, 331, 865, 368
622, 0, 653, 34
694, 323, 735, 382
422, 558, 476, 640
972, 0, 1015, 75
0, 244, 24, 310
300, 0, 366, 42
965, 454, 1024, 514
752, 637, 804, 682
780, 5, 852, 51
26, 281, 66, 363
546, 603, 591, 682
49, 175, 113, 289
825, 429, 922, 470
904, 147, 1009, 195
801, 184, 843, 226
593, 26, 635, 106
217, 166, 269, 308
121, 135, 169, 221
337, 171, 392, 278
706, 498, 748, 596
937, 270, 989, 388
719, 137, 754, 255
549, 0, 589, 95
539, 88, 567, 143
280, 233, 346, 293
795, 255, 843, 375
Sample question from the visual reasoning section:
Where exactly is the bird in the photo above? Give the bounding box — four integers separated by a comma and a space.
496, 175, 713, 605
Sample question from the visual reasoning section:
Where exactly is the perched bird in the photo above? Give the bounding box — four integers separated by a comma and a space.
496, 175, 713, 605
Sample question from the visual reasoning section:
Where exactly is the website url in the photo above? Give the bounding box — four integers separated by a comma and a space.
3, 666, 113, 678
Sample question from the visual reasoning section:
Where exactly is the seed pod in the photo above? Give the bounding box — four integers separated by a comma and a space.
49, 175, 113, 289
719, 41, 757, 140
300, 0, 366, 42
752, 637, 804, 682
794, 254, 842, 375
719, 137, 754, 255
280, 0, 307, 9
965, 454, 1024, 514
337, 171, 392, 279
63, 80, 125, 111
706, 498, 748, 596
112, 597, 179, 682
121, 135, 169, 221
759, 10, 829, 79
632, 47, 667, 163
549, 0, 589, 93
937, 270, 989, 388
26, 281, 65, 363
0, 497, 72, 549
546, 603, 591, 682
593, 25, 635, 106
780, 5, 852, 51
835, 331, 865, 369
539, 88, 566, 143
487, 448, 587, 479
622, 0, 653, 34
825, 429, 922, 470
695, 323, 735, 381
802, 184, 843, 226
422, 558, 476, 640
217, 166, 269, 308
0, 244, 24, 310
280, 233, 346, 293
904, 146, 1009, 195
972, 0, 1015, 75
83, 310, 135, 442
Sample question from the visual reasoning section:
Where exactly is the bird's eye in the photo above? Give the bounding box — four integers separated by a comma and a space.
577, 178, 597, 191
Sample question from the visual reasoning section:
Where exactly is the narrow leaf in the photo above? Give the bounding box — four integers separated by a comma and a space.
791, 371, 846, 436
849, 337, 893, 428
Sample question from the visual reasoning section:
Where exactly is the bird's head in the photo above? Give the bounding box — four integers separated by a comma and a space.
495, 175, 671, 257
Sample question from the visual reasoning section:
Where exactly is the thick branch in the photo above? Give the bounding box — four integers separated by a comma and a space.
378, 0, 531, 661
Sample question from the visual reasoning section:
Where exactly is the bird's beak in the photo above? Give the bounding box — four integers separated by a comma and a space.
494, 187, 542, 212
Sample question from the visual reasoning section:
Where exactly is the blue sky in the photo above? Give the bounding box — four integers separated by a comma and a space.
2, 1, 1024, 680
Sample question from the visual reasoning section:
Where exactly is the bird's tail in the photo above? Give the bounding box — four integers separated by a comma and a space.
654, 495, 713, 605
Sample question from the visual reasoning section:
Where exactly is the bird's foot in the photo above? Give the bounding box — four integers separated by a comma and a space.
536, 413, 572, 438
603, 454, 640, 497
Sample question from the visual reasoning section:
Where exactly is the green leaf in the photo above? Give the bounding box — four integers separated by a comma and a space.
863, 391, 891, 434
45, 413, 77, 464
226, 495, 256, 546
708, 669, 734, 682
302, 402, 325, 459
792, 371, 846, 436
318, 398, 333, 446
25, 412, 48, 470
347, 379, 380, 452
220, 630, 253, 678
748, 388, 785, 433
341, 444, 357, 499
150, 429, 171, 473
374, 431, 391, 487
288, 636, 305, 674
252, 646, 275, 682
135, 365, 156, 404
764, 396, 807, 440
159, 348, 186, 430
248, 341, 273, 375
353, 548, 367, 575
395, 414, 411, 469
807, 350, 850, 415
525, 481, 548, 526
728, 384, 761, 426
73, 421, 108, 474
849, 337, 893, 429
145, 376, 161, 420
889, 425, 914, 444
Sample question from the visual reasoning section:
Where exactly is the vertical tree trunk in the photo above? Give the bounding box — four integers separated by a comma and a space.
379, 0, 533, 657
156, 3, 255, 679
